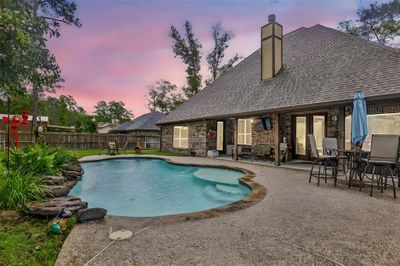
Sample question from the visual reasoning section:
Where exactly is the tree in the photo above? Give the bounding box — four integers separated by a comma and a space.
24, 0, 81, 133
169, 21, 202, 98
206, 23, 241, 85
0, 0, 46, 97
339, 0, 400, 47
94, 101, 133, 125
146, 80, 184, 114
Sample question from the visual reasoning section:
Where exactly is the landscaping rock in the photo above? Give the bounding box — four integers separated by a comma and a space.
43, 185, 70, 197
62, 169, 84, 180
61, 163, 83, 173
26, 196, 87, 216
42, 175, 65, 186
77, 208, 107, 223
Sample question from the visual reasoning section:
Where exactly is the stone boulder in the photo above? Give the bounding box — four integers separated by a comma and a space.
27, 196, 87, 216
42, 175, 65, 186
62, 169, 84, 180
77, 208, 107, 223
61, 163, 83, 173
42, 185, 70, 197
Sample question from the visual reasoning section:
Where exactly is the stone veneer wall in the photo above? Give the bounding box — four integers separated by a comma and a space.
161, 120, 210, 156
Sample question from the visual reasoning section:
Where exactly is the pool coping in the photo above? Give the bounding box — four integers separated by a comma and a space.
77, 155, 267, 225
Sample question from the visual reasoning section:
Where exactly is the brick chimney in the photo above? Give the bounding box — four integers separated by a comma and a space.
261, 14, 283, 80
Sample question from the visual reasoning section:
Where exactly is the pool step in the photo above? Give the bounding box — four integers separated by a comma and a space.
215, 184, 246, 195
203, 185, 241, 202
193, 169, 240, 185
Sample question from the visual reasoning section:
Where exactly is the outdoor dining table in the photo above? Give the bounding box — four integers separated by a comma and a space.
338, 149, 369, 188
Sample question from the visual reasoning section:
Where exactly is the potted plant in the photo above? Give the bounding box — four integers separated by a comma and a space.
134, 146, 142, 154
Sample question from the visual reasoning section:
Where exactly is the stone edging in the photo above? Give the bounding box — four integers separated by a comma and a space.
78, 155, 267, 225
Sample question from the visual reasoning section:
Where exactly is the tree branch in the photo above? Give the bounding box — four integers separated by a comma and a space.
40, 16, 72, 25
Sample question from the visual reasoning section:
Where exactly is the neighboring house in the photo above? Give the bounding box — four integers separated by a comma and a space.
157, 15, 400, 162
113, 112, 164, 149
97, 122, 118, 134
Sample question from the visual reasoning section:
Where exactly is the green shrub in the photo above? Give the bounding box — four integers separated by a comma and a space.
0, 170, 45, 210
8, 145, 58, 176
47, 146, 74, 169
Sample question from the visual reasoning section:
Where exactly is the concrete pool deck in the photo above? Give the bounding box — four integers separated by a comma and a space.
57, 155, 400, 265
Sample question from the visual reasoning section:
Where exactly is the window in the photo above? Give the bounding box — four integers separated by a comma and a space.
238, 119, 252, 145
345, 112, 400, 151
217, 121, 224, 151
173, 126, 189, 149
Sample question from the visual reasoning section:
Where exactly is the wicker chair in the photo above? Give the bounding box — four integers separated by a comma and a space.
308, 134, 337, 186
361, 134, 399, 199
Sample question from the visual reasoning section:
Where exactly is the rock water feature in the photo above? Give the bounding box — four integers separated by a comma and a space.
27, 161, 104, 221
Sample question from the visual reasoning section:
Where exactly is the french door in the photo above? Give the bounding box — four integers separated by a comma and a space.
293, 114, 326, 160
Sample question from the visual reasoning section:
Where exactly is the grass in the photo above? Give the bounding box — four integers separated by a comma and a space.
71, 149, 186, 158
0, 215, 76, 266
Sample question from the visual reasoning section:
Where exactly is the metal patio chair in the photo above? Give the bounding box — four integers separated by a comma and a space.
323, 137, 348, 179
119, 141, 129, 154
308, 134, 337, 186
361, 134, 400, 199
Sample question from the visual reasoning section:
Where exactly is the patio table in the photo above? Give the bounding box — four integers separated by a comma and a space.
338, 149, 369, 188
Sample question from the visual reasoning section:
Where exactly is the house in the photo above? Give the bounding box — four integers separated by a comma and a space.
157, 15, 400, 163
97, 122, 118, 134
113, 112, 164, 149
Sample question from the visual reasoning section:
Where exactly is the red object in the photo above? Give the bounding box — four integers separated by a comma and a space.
3, 109, 30, 148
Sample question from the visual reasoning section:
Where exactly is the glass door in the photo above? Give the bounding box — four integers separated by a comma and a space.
295, 116, 307, 159
293, 114, 326, 159
312, 115, 325, 155
217, 121, 224, 151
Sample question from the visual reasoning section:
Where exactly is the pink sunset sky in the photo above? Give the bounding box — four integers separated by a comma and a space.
47, 0, 383, 117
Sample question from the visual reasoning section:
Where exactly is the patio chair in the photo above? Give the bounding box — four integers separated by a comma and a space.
361, 134, 399, 199
270, 143, 288, 163
323, 138, 347, 179
119, 141, 129, 154
308, 134, 337, 186
238, 145, 254, 160
98, 141, 106, 155
108, 142, 118, 154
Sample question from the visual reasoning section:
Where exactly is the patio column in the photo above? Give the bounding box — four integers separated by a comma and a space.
274, 113, 281, 166
234, 117, 238, 160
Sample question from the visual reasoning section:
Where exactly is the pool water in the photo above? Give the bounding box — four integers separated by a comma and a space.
68, 158, 251, 217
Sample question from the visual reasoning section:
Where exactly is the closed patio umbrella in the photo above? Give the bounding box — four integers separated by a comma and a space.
351, 92, 368, 147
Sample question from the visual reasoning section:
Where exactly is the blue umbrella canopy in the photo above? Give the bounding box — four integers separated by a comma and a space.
351, 92, 368, 146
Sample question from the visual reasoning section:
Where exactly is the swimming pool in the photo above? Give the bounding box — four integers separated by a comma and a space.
68, 158, 251, 217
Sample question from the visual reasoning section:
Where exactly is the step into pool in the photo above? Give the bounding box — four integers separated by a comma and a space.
68, 158, 251, 217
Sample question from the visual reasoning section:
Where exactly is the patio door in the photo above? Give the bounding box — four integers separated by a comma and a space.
293, 114, 326, 160
216, 121, 224, 152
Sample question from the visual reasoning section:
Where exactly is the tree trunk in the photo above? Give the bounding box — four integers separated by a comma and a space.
31, 82, 39, 139
30, 0, 40, 141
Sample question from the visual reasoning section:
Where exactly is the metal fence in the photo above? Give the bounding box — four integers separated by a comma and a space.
0, 132, 138, 150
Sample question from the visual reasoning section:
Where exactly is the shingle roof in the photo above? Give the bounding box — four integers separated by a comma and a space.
114, 112, 164, 131
158, 25, 400, 125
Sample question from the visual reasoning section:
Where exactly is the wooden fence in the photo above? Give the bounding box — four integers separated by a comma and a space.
0, 132, 137, 150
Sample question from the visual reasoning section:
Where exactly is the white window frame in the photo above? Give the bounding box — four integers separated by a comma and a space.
238, 119, 252, 145
173, 126, 189, 149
